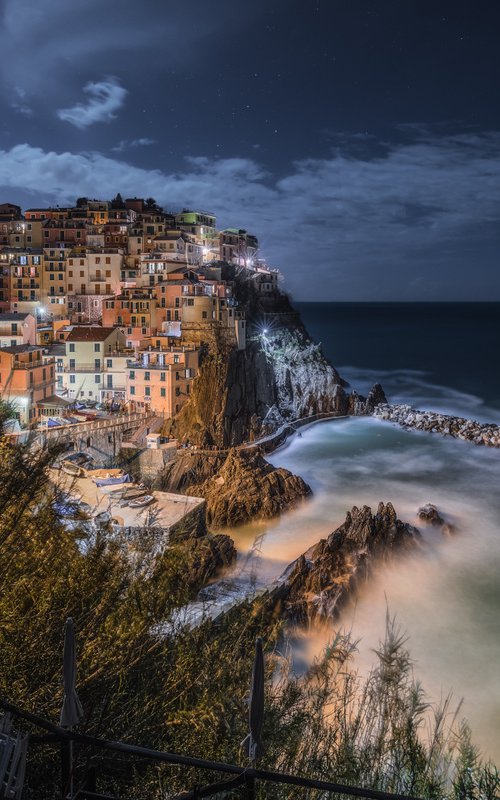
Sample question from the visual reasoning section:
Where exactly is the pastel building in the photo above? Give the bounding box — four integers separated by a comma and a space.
8, 250, 43, 315
0, 313, 36, 348
0, 344, 55, 426
41, 247, 68, 316
126, 347, 198, 417
54, 325, 126, 400
102, 288, 162, 348
219, 228, 258, 267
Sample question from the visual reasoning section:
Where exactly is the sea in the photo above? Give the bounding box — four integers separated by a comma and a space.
196, 303, 500, 762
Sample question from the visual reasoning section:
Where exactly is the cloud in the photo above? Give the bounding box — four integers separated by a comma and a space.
9, 86, 33, 117
112, 137, 157, 153
0, 130, 500, 299
57, 78, 127, 129
0, 0, 264, 100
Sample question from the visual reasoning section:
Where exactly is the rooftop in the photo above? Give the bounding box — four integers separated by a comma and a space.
0, 312, 33, 321
66, 326, 118, 342
0, 344, 43, 354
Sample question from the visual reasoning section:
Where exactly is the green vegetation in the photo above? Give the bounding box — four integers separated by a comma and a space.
0, 416, 498, 798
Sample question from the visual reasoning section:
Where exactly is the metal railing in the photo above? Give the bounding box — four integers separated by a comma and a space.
0, 696, 422, 800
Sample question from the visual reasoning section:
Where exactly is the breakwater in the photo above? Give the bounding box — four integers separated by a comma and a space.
373, 403, 500, 447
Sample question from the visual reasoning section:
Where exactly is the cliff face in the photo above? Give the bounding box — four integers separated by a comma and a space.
223, 329, 349, 445
277, 503, 420, 624
168, 324, 384, 449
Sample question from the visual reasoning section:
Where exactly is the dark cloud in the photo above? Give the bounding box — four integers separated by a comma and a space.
0, 0, 498, 299
0, 130, 499, 300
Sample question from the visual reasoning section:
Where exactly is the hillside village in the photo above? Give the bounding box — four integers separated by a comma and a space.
0, 196, 281, 428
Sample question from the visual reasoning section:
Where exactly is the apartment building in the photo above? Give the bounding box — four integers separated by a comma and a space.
102, 288, 162, 348
219, 228, 258, 266
125, 347, 198, 417
0, 313, 36, 348
54, 325, 126, 400
0, 344, 55, 425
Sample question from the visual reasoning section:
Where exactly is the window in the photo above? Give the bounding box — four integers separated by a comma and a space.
173, 354, 179, 363
144, 371, 150, 381
70, 375, 75, 384
160, 372, 165, 381
160, 388, 166, 398
129, 370, 135, 379
175, 371, 180, 380
69, 359, 75, 370
69, 343, 74, 352
95, 374, 101, 383
94, 343, 100, 352
175, 387, 181, 396
106, 359, 112, 368
94, 358, 100, 371
130, 386, 135, 395
145, 386, 150, 397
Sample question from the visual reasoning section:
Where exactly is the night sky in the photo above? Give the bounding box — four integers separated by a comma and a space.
1, 0, 499, 300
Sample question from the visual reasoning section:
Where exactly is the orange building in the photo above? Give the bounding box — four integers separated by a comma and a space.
0, 344, 55, 426
103, 288, 163, 348
125, 347, 198, 417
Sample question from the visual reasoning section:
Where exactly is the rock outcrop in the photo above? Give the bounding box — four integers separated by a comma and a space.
418, 503, 445, 526
187, 448, 311, 529
417, 504, 456, 536
374, 404, 500, 447
276, 503, 420, 624
182, 533, 237, 587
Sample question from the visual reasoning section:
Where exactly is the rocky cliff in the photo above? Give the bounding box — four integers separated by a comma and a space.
275, 503, 420, 624
187, 448, 311, 529
167, 325, 385, 448
159, 448, 311, 529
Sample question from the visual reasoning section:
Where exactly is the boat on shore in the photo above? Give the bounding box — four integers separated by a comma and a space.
128, 495, 156, 509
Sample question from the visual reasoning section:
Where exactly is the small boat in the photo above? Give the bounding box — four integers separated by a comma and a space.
122, 488, 147, 500
128, 495, 156, 508
61, 461, 83, 477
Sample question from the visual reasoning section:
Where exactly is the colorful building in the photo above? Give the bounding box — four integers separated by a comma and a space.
125, 347, 198, 417
0, 344, 55, 426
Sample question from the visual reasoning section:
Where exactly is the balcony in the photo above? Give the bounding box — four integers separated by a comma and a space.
63, 363, 103, 373
12, 358, 55, 370
89, 275, 106, 282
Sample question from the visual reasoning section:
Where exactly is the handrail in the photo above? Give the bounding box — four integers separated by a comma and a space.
0, 697, 422, 800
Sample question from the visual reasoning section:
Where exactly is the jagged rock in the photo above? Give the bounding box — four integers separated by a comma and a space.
189, 448, 312, 529
277, 503, 420, 623
364, 383, 388, 413
418, 503, 445, 526
348, 383, 387, 415
183, 534, 237, 587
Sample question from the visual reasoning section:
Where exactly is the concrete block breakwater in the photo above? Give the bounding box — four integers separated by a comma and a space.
373, 403, 500, 447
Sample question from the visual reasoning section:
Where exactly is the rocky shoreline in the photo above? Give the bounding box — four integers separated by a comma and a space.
373, 403, 500, 447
